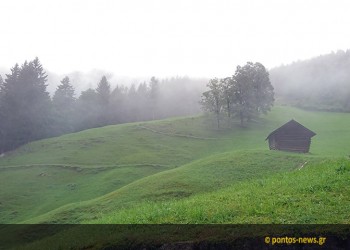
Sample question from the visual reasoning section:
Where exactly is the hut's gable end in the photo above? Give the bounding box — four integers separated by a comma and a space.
266, 120, 316, 153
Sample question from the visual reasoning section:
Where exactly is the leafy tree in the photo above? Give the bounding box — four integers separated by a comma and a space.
200, 78, 223, 128
251, 62, 274, 115
220, 77, 233, 124
232, 63, 257, 125
200, 62, 274, 127
232, 62, 274, 125
0, 75, 4, 153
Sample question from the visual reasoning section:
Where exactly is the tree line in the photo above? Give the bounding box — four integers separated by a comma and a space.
201, 62, 274, 128
0, 58, 204, 153
270, 49, 350, 112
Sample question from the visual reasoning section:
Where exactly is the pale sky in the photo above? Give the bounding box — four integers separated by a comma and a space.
1, 0, 350, 78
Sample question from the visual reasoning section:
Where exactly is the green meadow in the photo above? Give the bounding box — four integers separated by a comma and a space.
0, 105, 349, 227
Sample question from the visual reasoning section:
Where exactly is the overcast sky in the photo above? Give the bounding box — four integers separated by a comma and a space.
1, 0, 350, 78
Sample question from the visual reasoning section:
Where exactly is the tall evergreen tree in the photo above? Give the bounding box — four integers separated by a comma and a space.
127, 84, 139, 121
149, 76, 159, 120
136, 82, 149, 120
75, 88, 100, 130
0, 58, 52, 151
95, 76, 112, 125
52, 76, 76, 135
96, 76, 111, 106
110, 85, 128, 123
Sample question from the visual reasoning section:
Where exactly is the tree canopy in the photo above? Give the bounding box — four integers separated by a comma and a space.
201, 62, 274, 127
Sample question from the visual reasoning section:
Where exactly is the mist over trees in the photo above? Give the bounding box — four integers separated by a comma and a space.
201, 62, 274, 127
0, 59, 52, 152
270, 49, 350, 112
0, 58, 205, 153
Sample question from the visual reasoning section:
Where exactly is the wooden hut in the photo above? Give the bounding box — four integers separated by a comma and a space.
266, 119, 316, 153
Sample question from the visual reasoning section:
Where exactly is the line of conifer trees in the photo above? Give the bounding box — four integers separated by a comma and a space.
0, 58, 203, 153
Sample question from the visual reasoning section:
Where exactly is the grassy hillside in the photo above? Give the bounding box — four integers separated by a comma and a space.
5, 158, 349, 250
0, 106, 350, 224
94, 158, 350, 224
21, 150, 317, 224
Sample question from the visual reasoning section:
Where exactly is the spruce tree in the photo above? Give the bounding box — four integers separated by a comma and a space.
52, 76, 76, 135
149, 76, 159, 120
0, 58, 52, 151
96, 76, 111, 106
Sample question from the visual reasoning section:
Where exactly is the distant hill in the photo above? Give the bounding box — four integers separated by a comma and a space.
270, 50, 350, 112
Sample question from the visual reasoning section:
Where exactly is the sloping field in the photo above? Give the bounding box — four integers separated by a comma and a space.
0, 106, 349, 224
5, 157, 349, 250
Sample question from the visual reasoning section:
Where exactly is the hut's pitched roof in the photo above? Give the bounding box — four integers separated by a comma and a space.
266, 119, 316, 140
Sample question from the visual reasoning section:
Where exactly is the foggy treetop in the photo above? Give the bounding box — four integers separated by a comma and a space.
0, 58, 206, 153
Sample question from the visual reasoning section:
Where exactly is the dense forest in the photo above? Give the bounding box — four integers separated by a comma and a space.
0, 58, 205, 153
270, 49, 350, 112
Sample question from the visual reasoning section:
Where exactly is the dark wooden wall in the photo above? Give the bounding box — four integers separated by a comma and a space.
269, 135, 311, 153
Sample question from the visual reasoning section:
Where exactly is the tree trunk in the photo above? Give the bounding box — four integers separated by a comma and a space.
240, 111, 244, 126
216, 113, 220, 129
227, 101, 231, 127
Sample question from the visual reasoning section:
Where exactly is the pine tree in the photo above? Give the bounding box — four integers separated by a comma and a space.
52, 76, 76, 135
53, 76, 75, 107
149, 76, 159, 120
96, 76, 111, 106
110, 85, 128, 123
0, 58, 52, 151
95, 76, 112, 125
75, 88, 100, 130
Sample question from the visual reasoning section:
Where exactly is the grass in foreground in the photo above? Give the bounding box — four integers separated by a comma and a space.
22, 150, 314, 223
91, 158, 350, 224
5, 158, 349, 250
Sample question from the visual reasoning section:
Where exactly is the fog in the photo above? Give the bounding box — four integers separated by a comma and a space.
1, 0, 350, 77
270, 50, 350, 111
1, 0, 350, 152
0, 58, 208, 153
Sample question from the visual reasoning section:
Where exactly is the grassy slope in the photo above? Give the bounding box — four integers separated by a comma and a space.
7, 158, 349, 250
22, 150, 317, 223
95, 158, 350, 224
0, 106, 350, 224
